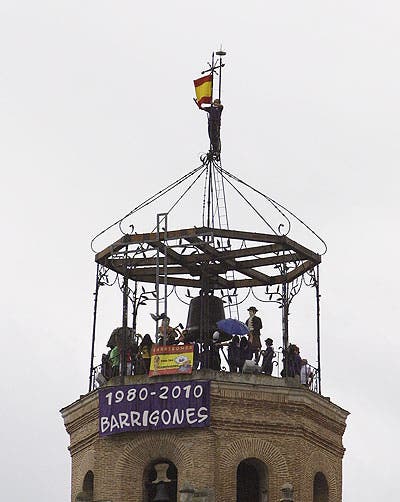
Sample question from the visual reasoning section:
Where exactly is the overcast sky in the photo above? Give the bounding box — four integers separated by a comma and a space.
1, 1, 399, 500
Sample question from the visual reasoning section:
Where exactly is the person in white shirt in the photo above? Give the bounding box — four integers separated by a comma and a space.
300, 358, 314, 387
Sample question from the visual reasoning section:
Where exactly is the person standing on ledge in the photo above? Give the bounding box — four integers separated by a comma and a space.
197, 98, 223, 156
261, 338, 275, 376
245, 306, 263, 363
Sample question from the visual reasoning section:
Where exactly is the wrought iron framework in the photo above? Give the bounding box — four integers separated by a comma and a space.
95, 227, 321, 290
88, 50, 326, 394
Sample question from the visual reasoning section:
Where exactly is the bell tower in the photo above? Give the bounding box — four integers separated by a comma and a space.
61, 51, 348, 502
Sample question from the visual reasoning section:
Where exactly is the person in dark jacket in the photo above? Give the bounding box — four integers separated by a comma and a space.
261, 338, 275, 376
292, 345, 302, 376
199, 99, 223, 155
137, 334, 153, 374
210, 331, 222, 371
245, 306, 263, 363
239, 336, 252, 372
228, 335, 241, 373
199, 332, 222, 371
281, 344, 302, 377
179, 331, 200, 370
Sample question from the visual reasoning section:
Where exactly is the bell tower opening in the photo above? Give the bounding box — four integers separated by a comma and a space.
75, 470, 94, 501
144, 460, 178, 502
313, 471, 329, 502
237, 458, 268, 502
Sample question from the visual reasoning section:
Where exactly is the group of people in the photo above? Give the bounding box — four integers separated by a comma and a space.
103, 330, 155, 378
223, 334, 275, 375
281, 343, 314, 387
100, 306, 314, 388
102, 316, 185, 378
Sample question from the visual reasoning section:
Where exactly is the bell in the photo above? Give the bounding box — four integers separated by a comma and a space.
280, 482, 294, 502
153, 481, 170, 502
185, 295, 225, 341
75, 490, 92, 502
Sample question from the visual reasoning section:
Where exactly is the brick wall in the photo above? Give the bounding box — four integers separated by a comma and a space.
61, 371, 348, 502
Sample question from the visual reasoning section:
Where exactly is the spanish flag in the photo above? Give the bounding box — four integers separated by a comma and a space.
194, 74, 212, 107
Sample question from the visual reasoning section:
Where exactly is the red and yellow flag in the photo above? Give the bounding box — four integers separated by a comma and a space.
194, 74, 212, 106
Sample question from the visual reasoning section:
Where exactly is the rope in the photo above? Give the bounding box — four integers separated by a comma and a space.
217, 166, 327, 255
91, 163, 205, 252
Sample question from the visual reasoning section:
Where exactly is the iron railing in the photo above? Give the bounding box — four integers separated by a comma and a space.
91, 347, 320, 394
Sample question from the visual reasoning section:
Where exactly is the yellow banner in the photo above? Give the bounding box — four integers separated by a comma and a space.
149, 344, 194, 376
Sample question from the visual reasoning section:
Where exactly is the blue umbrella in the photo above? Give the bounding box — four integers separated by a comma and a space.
217, 318, 249, 336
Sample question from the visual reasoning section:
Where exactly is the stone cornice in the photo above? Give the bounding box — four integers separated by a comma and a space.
61, 371, 348, 460
69, 431, 98, 456
212, 417, 346, 457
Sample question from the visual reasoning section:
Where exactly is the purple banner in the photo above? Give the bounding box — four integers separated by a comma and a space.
99, 380, 210, 436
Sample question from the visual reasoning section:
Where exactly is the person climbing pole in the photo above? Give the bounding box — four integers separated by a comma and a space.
197, 98, 223, 156
194, 51, 226, 158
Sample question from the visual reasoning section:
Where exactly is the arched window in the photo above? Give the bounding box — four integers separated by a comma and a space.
75, 470, 94, 501
144, 460, 177, 502
237, 458, 268, 502
313, 472, 329, 502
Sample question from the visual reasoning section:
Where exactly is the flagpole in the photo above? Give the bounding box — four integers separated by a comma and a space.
196, 49, 226, 158
218, 60, 222, 101
216, 48, 226, 101
211, 52, 215, 103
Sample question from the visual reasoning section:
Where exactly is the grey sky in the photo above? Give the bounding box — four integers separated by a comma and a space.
0, 1, 398, 500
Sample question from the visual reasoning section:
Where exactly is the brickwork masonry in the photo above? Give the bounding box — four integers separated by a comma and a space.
61, 371, 348, 502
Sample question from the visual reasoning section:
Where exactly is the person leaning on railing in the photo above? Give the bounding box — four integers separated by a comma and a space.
281, 344, 302, 378
239, 336, 252, 372
227, 335, 241, 373
109, 345, 119, 377
300, 359, 314, 388
136, 334, 153, 374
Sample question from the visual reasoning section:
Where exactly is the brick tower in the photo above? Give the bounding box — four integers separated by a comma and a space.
61, 228, 348, 502
62, 369, 347, 502
62, 51, 348, 502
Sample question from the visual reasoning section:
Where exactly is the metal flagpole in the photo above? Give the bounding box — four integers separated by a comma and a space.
315, 265, 322, 394
216, 48, 226, 100
89, 263, 100, 392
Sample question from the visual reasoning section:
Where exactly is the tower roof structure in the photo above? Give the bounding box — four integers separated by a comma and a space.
95, 226, 321, 290
61, 50, 348, 502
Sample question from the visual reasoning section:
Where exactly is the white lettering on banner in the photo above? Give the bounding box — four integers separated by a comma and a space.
119, 413, 130, 428
100, 407, 209, 432
172, 386, 181, 398
161, 409, 171, 425
186, 408, 196, 424
101, 416, 110, 433
127, 388, 136, 401
115, 390, 124, 403
149, 410, 160, 426
104, 382, 207, 405
110, 415, 120, 432
197, 407, 208, 423
130, 411, 141, 426
159, 386, 168, 400
139, 387, 148, 401
99, 381, 210, 435
172, 409, 185, 425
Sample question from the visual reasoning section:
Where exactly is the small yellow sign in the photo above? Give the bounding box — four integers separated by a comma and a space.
149, 344, 194, 376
